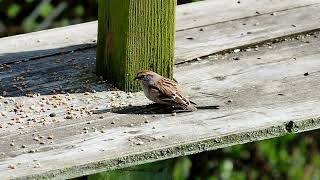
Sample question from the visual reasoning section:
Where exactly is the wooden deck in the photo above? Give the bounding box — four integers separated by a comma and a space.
0, 0, 320, 179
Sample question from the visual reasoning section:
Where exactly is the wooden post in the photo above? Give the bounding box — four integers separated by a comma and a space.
96, 0, 176, 92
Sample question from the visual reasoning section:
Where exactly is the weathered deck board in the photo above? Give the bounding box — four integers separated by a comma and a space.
176, 0, 320, 30
0, 31, 319, 179
175, 3, 320, 63
1, 0, 320, 64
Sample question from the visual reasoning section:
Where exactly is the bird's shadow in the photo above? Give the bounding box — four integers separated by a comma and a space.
94, 103, 221, 115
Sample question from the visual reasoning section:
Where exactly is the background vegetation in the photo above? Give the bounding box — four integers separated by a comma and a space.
1, 1, 319, 179
0, 0, 200, 37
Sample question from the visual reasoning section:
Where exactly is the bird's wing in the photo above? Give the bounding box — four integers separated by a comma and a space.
151, 78, 193, 108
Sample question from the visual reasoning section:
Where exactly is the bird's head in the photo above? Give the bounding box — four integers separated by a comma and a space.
134, 70, 161, 85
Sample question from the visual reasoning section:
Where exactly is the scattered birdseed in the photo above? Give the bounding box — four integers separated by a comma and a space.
47, 136, 53, 140
304, 72, 309, 76
65, 115, 73, 119
8, 164, 16, 169
49, 113, 56, 117
10, 143, 15, 146
144, 120, 149, 123
233, 49, 240, 53
1, 111, 7, 116
34, 163, 41, 168
111, 121, 115, 124
136, 141, 144, 145
29, 149, 36, 153
21, 145, 27, 148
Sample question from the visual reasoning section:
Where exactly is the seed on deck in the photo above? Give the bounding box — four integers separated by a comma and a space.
136, 141, 144, 145
8, 164, 16, 169
49, 113, 56, 117
65, 115, 73, 119
1, 111, 7, 116
233, 49, 240, 53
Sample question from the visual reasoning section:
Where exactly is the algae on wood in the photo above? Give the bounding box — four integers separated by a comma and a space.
96, 0, 176, 92
88, 160, 174, 180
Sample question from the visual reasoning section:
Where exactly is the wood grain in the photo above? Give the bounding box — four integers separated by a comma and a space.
1, 0, 320, 65
175, 3, 320, 62
0, 31, 319, 179
96, 0, 176, 92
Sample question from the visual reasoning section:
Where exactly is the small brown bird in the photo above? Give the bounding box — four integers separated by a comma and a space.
134, 70, 197, 111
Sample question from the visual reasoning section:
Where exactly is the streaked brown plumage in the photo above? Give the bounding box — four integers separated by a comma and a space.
134, 70, 197, 111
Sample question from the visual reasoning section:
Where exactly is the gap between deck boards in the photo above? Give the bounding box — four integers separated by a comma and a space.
0, 30, 320, 179
0, 0, 319, 65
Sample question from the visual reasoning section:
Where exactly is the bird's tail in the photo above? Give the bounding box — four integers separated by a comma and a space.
185, 103, 197, 111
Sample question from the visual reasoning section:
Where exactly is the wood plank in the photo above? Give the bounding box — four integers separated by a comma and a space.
1, 0, 320, 64
0, 31, 319, 179
175, 3, 320, 63
0, 21, 97, 63
176, 0, 320, 30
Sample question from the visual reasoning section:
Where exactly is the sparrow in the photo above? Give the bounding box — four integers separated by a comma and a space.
134, 70, 197, 111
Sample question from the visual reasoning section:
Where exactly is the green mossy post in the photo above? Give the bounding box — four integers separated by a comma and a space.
96, 0, 176, 92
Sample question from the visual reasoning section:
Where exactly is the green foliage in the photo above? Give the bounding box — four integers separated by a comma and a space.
74, 4, 85, 16
172, 157, 192, 180
7, 4, 21, 18
39, 2, 54, 17
172, 130, 320, 180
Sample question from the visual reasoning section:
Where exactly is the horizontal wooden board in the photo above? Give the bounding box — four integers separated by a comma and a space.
175, 3, 320, 63
0, 31, 319, 179
1, 0, 320, 64
176, 0, 320, 30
